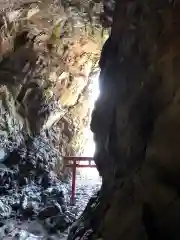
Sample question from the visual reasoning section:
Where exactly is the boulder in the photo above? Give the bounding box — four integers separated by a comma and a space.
0, 200, 12, 219
37, 203, 62, 220
4, 150, 21, 167
20, 195, 39, 219
44, 213, 73, 232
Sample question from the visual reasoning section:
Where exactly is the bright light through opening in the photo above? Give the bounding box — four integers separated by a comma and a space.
88, 71, 100, 110
82, 71, 100, 158
80, 71, 101, 180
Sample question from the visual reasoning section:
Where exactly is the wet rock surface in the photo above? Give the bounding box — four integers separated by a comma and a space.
0, 169, 89, 239
0, 165, 101, 239
0, 176, 71, 237
0, 134, 101, 239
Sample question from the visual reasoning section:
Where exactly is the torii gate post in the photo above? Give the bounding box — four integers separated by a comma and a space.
64, 156, 96, 204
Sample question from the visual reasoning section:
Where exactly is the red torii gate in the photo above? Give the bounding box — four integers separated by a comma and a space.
64, 156, 96, 204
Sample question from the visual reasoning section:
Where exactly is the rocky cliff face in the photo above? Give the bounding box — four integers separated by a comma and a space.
0, 0, 108, 164
68, 1, 180, 239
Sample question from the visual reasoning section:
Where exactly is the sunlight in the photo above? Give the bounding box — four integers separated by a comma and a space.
88, 71, 100, 109
82, 71, 100, 157
80, 71, 101, 180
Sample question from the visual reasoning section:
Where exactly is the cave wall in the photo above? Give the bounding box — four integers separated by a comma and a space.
0, 0, 109, 168
88, 0, 180, 239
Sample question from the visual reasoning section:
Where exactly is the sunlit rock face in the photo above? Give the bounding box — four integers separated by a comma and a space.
68, 1, 180, 239
0, 0, 110, 163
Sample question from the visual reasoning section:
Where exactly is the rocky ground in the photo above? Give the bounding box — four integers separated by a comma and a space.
0, 161, 72, 239
0, 150, 101, 239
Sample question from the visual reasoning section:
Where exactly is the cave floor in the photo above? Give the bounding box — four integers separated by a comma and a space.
0, 170, 101, 240
67, 170, 102, 215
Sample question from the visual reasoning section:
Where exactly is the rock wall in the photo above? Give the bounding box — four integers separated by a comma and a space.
68, 1, 180, 239
0, 0, 108, 171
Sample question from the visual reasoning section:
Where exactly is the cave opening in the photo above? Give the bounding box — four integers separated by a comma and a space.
69, 70, 102, 213
82, 71, 100, 157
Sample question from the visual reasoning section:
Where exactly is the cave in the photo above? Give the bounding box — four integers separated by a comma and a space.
0, 0, 179, 239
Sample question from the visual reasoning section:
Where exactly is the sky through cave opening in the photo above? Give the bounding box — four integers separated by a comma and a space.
77, 71, 101, 184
